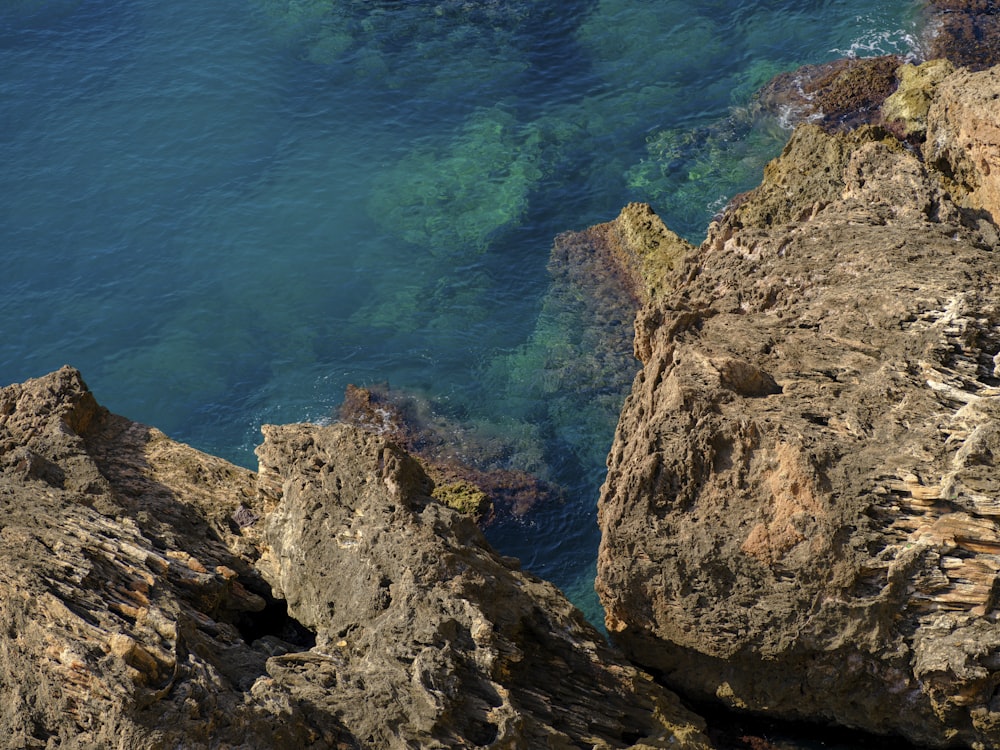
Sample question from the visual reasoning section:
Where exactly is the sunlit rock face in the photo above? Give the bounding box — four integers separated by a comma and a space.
0, 366, 713, 749
924, 64, 1000, 227
596, 64, 1000, 749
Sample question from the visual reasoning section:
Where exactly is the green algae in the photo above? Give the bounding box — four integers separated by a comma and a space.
577, 0, 725, 90
483, 238, 638, 477
250, 0, 534, 99
368, 106, 544, 255
881, 59, 956, 138
431, 480, 491, 520
627, 118, 788, 236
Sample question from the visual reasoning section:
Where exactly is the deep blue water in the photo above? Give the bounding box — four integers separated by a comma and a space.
0, 0, 923, 623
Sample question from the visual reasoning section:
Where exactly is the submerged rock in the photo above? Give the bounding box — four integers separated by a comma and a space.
596, 64, 1000, 748
926, 0, 1000, 71
0, 366, 712, 749
754, 55, 902, 132
337, 382, 564, 522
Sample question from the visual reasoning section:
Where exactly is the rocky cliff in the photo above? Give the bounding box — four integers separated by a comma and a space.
596, 62, 1000, 748
6, 22, 1000, 750
0, 365, 711, 749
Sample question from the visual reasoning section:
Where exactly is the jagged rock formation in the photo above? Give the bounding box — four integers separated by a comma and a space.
881, 58, 957, 140
596, 64, 1000, 748
0, 366, 711, 749
561, 202, 694, 306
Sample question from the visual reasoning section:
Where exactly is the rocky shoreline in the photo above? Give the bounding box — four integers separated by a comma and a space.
596, 57, 1000, 749
3, 11, 1000, 750
0, 366, 713, 749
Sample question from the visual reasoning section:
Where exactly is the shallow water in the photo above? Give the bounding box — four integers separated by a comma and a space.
0, 0, 924, 623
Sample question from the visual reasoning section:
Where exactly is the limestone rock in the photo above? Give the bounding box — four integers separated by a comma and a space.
0, 366, 329, 749
255, 420, 712, 749
594, 202, 695, 305
597, 65, 1000, 748
0, 366, 713, 749
880, 58, 956, 139
925, 64, 1000, 225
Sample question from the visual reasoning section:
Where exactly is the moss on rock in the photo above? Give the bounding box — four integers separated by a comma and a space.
431, 480, 492, 521
881, 59, 956, 139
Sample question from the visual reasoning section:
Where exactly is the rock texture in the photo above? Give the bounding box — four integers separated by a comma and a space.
880, 58, 957, 140
566, 202, 694, 306
0, 366, 712, 749
925, 64, 1000, 225
926, 0, 1000, 72
596, 64, 1000, 748
755, 56, 903, 133
337, 383, 564, 522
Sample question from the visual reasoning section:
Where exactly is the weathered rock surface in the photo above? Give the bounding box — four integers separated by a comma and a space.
596, 65, 1000, 748
337, 382, 565, 522
755, 56, 903, 133
254, 420, 711, 749
566, 202, 694, 306
0, 366, 712, 749
926, 0, 1000, 72
925, 64, 1000, 225
881, 58, 957, 140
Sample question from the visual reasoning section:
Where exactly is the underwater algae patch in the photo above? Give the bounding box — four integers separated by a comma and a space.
368, 106, 544, 255
626, 121, 786, 239
249, 0, 536, 90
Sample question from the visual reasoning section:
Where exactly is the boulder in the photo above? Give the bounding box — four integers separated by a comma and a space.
880, 58, 956, 139
596, 65, 1000, 748
0, 366, 712, 749
254, 420, 711, 749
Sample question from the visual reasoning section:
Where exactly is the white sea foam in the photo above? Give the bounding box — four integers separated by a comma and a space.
832, 16, 922, 62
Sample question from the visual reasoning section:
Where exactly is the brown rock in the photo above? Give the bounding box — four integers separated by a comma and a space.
0, 366, 713, 748
577, 202, 695, 305
256, 420, 712, 749
924, 64, 1000, 225
754, 56, 902, 133
0, 367, 323, 748
597, 66, 1000, 748
925, 0, 1000, 71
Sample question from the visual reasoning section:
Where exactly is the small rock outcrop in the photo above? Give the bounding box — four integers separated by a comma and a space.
0, 366, 712, 749
755, 56, 903, 132
337, 382, 564, 522
596, 64, 1000, 748
925, 64, 1000, 225
880, 58, 957, 140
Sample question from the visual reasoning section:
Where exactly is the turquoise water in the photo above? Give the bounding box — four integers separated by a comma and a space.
0, 0, 922, 621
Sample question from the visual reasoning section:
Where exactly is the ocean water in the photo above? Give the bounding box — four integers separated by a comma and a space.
0, 0, 923, 624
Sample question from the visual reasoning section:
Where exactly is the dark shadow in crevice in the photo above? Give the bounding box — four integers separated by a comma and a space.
234, 592, 316, 651
685, 697, 922, 750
